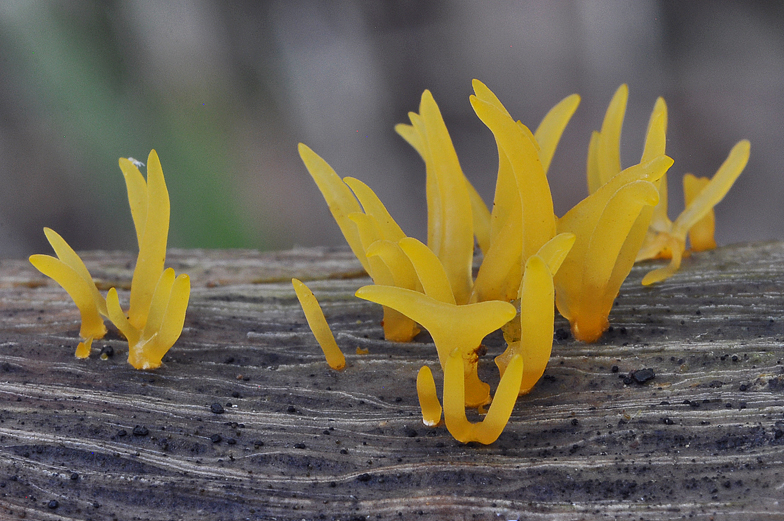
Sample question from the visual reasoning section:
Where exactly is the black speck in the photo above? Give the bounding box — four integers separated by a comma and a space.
117, 429, 127, 437
631, 368, 655, 384
571, 418, 579, 426
555, 328, 569, 341
340, 448, 349, 455
210, 403, 225, 414
70, 472, 79, 481
100, 345, 114, 358
132, 425, 149, 437
210, 434, 222, 443
294, 443, 306, 449
47, 500, 59, 509
226, 438, 237, 445
611, 365, 619, 373
286, 405, 297, 413
357, 473, 372, 482
404, 428, 417, 438
661, 417, 674, 425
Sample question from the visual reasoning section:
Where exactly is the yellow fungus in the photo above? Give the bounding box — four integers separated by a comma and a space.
356, 284, 516, 408
682, 174, 716, 252
416, 365, 442, 427
555, 86, 685, 341
495, 256, 554, 394
29, 235, 108, 346
419, 348, 522, 444
75, 337, 93, 359
119, 151, 172, 330
298, 147, 420, 341
298, 144, 369, 274
588, 84, 628, 193
108, 269, 191, 370
397, 237, 455, 304
585, 87, 749, 287
468, 81, 577, 303
396, 90, 475, 305
556, 157, 673, 342
31, 150, 190, 369
343, 177, 406, 243
300, 79, 750, 442
471, 84, 556, 265
637, 140, 750, 285
292, 278, 346, 370
493, 233, 573, 393
348, 212, 420, 342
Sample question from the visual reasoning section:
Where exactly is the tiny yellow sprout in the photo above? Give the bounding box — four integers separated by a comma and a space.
416, 365, 442, 427
636, 140, 750, 285
292, 278, 346, 370
29, 228, 108, 356
417, 348, 523, 444
355, 284, 516, 408
31, 149, 190, 369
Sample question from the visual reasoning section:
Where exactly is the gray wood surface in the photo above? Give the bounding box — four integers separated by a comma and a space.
0, 243, 783, 520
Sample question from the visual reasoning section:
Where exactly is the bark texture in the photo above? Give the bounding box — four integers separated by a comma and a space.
0, 243, 783, 520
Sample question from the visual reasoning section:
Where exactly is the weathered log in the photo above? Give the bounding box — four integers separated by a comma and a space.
0, 243, 783, 520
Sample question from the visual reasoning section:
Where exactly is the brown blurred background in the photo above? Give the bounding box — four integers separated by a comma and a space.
1, 0, 782, 258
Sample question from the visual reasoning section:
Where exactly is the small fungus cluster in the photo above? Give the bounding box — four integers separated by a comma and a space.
296, 80, 749, 443
30, 150, 190, 370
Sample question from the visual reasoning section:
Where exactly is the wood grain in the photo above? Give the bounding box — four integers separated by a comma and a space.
0, 243, 783, 520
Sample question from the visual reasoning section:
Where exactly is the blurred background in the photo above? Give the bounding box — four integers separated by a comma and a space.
1, 0, 782, 258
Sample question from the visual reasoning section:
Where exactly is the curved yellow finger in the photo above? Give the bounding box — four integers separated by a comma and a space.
292, 279, 346, 370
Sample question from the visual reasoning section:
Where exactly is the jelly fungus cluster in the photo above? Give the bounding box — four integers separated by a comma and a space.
296, 81, 748, 443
